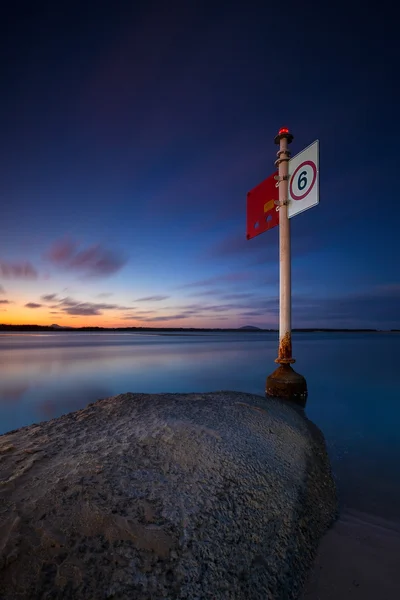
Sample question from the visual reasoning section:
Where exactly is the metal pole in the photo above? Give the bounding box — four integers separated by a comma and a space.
266, 128, 307, 405
275, 129, 295, 364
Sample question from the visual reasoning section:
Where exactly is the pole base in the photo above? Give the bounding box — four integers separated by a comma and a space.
266, 364, 308, 407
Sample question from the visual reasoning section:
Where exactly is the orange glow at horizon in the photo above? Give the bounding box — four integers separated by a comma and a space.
0, 308, 144, 328
0, 291, 265, 329
0, 305, 240, 329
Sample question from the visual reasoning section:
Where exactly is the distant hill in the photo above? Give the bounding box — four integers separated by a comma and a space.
239, 326, 261, 330
51, 324, 70, 329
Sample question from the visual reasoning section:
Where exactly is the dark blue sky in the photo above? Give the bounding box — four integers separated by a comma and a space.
0, 0, 398, 328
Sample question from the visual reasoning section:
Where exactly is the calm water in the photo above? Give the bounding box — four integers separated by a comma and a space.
0, 331, 399, 520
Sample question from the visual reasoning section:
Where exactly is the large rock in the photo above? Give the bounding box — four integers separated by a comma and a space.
0, 392, 337, 599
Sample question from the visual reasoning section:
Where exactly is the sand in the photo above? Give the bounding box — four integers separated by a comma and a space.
303, 509, 400, 599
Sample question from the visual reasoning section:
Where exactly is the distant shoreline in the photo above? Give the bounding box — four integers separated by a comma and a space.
0, 325, 398, 333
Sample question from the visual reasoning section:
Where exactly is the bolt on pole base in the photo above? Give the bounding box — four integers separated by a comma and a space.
266, 364, 308, 407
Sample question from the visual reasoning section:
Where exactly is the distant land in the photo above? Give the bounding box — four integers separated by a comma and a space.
0, 324, 398, 333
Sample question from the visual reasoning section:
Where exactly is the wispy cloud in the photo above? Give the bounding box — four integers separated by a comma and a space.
287, 285, 400, 328
0, 261, 38, 279
207, 219, 323, 264
41, 293, 58, 302
139, 314, 188, 322
41, 294, 132, 317
45, 238, 128, 277
367, 283, 400, 296
120, 310, 157, 320
96, 292, 113, 298
0, 300, 10, 304
25, 302, 42, 309
187, 288, 222, 297
62, 300, 126, 316
62, 304, 103, 316
179, 272, 253, 289
221, 292, 256, 300
58, 297, 83, 308
238, 309, 268, 318
0, 285, 5, 294
181, 303, 235, 313
206, 234, 260, 259
135, 295, 170, 302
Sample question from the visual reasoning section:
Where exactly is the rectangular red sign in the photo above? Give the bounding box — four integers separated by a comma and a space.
246, 171, 279, 240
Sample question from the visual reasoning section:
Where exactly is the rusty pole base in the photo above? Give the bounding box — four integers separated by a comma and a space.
266, 364, 308, 407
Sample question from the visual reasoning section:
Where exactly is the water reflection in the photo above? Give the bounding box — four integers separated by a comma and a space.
0, 383, 30, 401
0, 331, 399, 519
0, 333, 276, 433
37, 386, 112, 420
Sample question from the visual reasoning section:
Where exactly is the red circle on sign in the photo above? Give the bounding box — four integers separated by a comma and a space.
290, 160, 317, 201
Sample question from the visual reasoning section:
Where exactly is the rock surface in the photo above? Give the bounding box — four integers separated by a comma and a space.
0, 391, 337, 599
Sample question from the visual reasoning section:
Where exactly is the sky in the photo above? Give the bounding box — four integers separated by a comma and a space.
0, 0, 399, 329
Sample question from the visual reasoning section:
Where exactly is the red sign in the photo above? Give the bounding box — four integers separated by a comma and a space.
246, 171, 279, 240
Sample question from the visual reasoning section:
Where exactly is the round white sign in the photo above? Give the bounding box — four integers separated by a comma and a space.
289, 160, 317, 201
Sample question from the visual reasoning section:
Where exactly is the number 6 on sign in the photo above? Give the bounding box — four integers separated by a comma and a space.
288, 140, 319, 218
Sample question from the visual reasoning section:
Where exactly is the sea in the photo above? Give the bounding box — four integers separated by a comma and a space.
0, 331, 398, 521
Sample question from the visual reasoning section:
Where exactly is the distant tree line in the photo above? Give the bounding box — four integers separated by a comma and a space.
0, 324, 392, 333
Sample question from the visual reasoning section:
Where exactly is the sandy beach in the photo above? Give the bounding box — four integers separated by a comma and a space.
303, 509, 400, 599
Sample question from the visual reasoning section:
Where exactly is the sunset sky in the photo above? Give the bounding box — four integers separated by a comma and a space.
0, 0, 398, 329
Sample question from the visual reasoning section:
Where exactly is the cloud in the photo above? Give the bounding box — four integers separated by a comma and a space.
206, 234, 261, 259
159, 299, 272, 320
238, 309, 268, 317
61, 300, 126, 316
120, 310, 158, 320
0, 300, 10, 304
63, 305, 103, 316
207, 218, 323, 264
221, 292, 256, 300
187, 288, 222, 297
179, 272, 253, 289
174, 285, 398, 328
96, 292, 113, 298
65, 299, 123, 311
141, 314, 188, 322
135, 295, 170, 302
287, 285, 400, 328
42, 295, 133, 317
0, 261, 38, 279
41, 293, 58, 302
58, 296, 82, 307
182, 303, 234, 313
45, 239, 128, 277
26, 292, 133, 317
368, 283, 400, 296
0, 285, 5, 294
120, 313, 190, 323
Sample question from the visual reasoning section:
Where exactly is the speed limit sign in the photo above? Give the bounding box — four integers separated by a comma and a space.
288, 140, 319, 218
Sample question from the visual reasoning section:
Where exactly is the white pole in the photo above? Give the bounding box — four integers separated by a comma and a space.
266, 128, 307, 404
275, 129, 295, 364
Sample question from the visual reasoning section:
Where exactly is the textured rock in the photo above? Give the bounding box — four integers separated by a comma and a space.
0, 391, 337, 599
